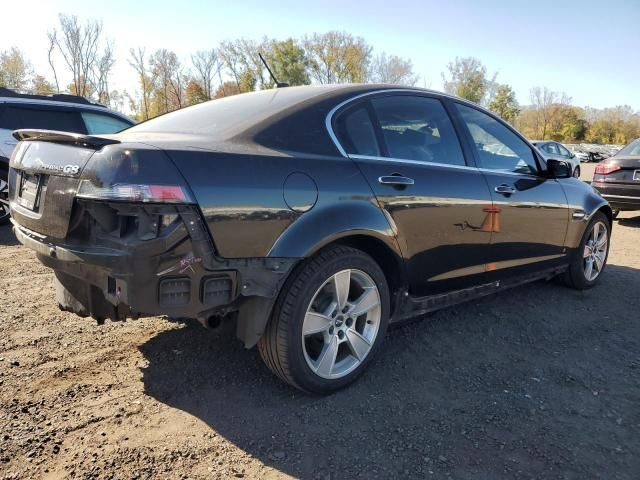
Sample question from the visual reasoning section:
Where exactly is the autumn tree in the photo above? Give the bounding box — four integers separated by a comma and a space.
31, 75, 55, 95
214, 81, 241, 98
304, 31, 372, 84
488, 84, 520, 123
149, 49, 185, 115
0, 47, 31, 90
368, 53, 418, 86
185, 79, 209, 106
128, 48, 155, 120
48, 14, 114, 102
191, 49, 221, 100
442, 57, 495, 104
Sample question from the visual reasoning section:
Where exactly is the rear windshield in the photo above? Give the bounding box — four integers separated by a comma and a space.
617, 139, 640, 157
124, 86, 333, 139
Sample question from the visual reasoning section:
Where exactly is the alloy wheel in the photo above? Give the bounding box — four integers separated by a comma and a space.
0, 176, 9, 222
583, 221, 608, 281
301, 268, 381, 379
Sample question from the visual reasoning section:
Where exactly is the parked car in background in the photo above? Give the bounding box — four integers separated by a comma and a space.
592, 138, 640, 218
8, 85, 612, 394
0, 87, 134, 224
531, 140, 581, 178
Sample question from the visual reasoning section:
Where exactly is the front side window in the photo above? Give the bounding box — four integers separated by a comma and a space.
455, 103, 538, 175
333, 105, 380, 157
371, 95, 465, 166
82, 112, 132, 134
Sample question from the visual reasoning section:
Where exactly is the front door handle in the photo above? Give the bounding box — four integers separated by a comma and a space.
494, 184, 515, 196
378, 175, 415, 187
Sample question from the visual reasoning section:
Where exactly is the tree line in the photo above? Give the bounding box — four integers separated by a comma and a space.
0, 13, 638, 145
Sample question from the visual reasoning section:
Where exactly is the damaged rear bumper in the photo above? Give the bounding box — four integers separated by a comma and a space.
12, 203, 298, 347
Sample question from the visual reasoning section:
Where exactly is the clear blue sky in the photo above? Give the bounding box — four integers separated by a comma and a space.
2, 0, 639, 109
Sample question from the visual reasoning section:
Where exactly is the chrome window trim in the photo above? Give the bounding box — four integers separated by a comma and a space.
350, 153, 541, 178
325, 88, 439, 158
349, 154, 476, 172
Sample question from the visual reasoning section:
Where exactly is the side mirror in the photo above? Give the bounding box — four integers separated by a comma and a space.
547, 158, 572, 179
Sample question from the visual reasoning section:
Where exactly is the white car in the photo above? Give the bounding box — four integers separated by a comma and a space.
530, 140, 582, 178
0, 87, 134, 224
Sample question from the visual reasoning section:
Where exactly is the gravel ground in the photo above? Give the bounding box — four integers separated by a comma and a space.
1, 187, 639, 479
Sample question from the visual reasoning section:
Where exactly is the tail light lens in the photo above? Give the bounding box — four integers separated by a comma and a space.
594, 162, 620, 175
77, 181, 192, 203
77, 145, 195, 204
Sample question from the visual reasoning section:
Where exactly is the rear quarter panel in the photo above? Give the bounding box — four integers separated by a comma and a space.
169, 148, 398, 259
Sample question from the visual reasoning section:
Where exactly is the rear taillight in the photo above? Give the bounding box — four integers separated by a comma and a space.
77, 181, 193, 203
77, 145, 195, 204
594, 162, 621, 175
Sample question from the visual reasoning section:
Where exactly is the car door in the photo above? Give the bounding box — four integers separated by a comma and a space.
332, 93, 494, 296
452, 103, 570, 277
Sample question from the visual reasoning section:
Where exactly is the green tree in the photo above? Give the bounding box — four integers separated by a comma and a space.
442, 57, 495, 104
488, 84, 520, 123
265, 38, 309, 86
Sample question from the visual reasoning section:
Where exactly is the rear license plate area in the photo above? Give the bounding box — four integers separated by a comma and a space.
17, 173, 42, 211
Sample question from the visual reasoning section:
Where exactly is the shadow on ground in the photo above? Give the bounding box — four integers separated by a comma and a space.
0, 224, 19, 246
140, 265, 640, 479
617, 214, 640, 228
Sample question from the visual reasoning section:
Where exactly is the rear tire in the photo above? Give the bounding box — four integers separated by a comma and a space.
573, 166, 581, 179
612, 209, 620, 220
0, 167, 9, 226
258, 245, 390, 394
563, 212, 610, 290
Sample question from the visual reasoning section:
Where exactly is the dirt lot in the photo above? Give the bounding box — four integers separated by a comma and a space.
1, 190, 639, 479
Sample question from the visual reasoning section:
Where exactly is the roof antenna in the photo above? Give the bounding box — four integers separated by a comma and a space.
259, 52, 289, 88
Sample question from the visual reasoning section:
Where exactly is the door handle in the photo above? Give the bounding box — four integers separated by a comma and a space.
494, 184, 515, 196
378, 175, 415, 187
4, 141, 17, 146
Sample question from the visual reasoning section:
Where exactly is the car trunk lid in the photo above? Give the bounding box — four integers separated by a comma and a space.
9, 130, 119, 238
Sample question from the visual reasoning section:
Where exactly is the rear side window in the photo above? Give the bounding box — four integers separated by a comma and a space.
0, 105, 85, 133
543, 143, 559, 155
333, 105, 380, 157
81, 112, 131, 134
370, 95, 466, 166
455, 103, 538, 175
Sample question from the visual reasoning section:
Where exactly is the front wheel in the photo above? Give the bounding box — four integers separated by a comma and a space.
563, 212, 610, 289
258, 245, 390, 394
0, 168, 10, 226
573, 166, 581, 179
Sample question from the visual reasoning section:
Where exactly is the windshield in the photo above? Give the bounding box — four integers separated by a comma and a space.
617, 139, 640, 156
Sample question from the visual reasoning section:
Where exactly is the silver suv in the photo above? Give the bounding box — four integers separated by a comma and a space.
0, 87, 134, 224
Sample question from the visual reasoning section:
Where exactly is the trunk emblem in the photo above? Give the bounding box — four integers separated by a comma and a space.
36, 160, 80, 175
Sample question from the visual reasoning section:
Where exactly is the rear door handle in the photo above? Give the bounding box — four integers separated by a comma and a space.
378, 175, 415, 186
494, 184, 515, 196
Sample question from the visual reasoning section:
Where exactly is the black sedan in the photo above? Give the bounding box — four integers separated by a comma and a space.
592, 138, 640, 218
8, 85, 612, 394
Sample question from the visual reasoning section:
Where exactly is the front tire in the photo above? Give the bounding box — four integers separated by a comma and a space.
258, 245, 390, 394
0, 167, 10, 226
563, 212, 610, 289
573, 166, 581, 178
